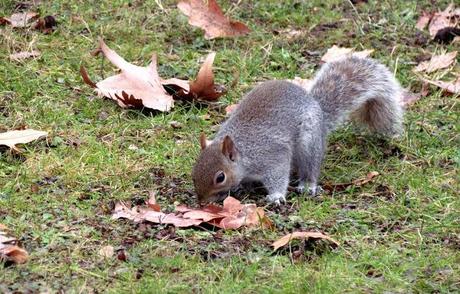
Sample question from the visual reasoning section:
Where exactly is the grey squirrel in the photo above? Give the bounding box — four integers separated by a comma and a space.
192, 56, 404, 204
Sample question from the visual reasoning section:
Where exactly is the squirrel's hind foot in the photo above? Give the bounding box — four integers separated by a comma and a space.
266, 193, 286, 205
297, 182, 323, 196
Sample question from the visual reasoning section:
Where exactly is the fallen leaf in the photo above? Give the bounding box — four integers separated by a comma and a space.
428, 4, 460, 37
165, 52, 226, 102
323, 171, 379, 192
112, 196, 270, 230
0, 226, 28, 264
400, 89, 421, 107
321, 45, 373, 63
146, 191, 161, 212
98, 245, 114, 258
177, 0, 250, 40
416, 11, 432, 30
272, 231, 339, 251
81, 40, 225, 110
9, 50, 41, 61
413, 51, 458, 73
422, 76, 460, 95
0, 11, 38, 28
81, 39, 173, 112
0, 129, 48, 151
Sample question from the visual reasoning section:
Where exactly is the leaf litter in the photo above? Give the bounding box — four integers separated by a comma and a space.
112, 195, 271, 230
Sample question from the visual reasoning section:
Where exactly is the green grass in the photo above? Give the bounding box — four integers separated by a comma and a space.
1, 0, 459, 293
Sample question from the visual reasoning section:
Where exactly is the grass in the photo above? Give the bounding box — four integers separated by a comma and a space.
1, 0, 459, 292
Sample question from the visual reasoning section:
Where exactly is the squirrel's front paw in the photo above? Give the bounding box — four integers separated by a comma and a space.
308, 185, 323, 196
266, 193, 286, 205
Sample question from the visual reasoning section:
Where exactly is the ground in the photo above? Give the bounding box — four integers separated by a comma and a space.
0, 0, 459, 293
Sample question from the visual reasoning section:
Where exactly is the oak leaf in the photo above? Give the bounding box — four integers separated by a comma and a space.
0, 129, 48, 152
272, 231, 339, 251
177, 0, 250, 39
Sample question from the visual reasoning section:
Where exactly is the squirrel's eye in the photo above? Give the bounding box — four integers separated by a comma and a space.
215, 171, 226, 185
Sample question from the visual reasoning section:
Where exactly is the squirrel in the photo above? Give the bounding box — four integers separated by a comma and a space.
192, 56, 404, 205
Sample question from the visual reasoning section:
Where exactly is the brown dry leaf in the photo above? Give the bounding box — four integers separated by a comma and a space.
82, 40, 225, 109
112, 196, 270, 230
413, 51, 458, 73
323, 171, 379, 193
177, 0, 250, 40
146, 191, 161, 212
416, 11, 432, 31
9, 50, 41, 61
0, 227, 28, 264
400, 89, 421, 107
81, 39, 173, 112
321, 45, 374, 63
422, 76, 460, 95
0, 11, 38, 28
166, 52, 226, 102
0, 129, 48, 151
428, 4, 460, 37
272, 231, 339, 251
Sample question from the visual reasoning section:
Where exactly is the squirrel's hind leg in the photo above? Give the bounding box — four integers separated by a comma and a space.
295, 125, 326, 196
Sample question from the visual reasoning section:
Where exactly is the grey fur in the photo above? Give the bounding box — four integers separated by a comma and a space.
192, 57, 404, 204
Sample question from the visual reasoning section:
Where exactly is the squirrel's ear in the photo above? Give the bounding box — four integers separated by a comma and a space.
221, 135, 239, 161
199, 133, 208, 150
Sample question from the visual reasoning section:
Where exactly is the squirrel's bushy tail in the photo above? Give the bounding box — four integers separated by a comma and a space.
310, 56, 404, 136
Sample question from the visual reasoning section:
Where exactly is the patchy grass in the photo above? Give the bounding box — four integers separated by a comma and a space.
1, 0, 459, 292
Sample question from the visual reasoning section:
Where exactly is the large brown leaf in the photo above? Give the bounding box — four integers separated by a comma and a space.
177, 0, 250, 40
81, 40, 225, 109
81, 39, 174, 112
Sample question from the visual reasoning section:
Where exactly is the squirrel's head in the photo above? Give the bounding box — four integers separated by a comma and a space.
192, 133, 240, 203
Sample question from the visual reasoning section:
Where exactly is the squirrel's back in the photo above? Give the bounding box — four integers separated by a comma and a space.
217, 80, 323, 144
